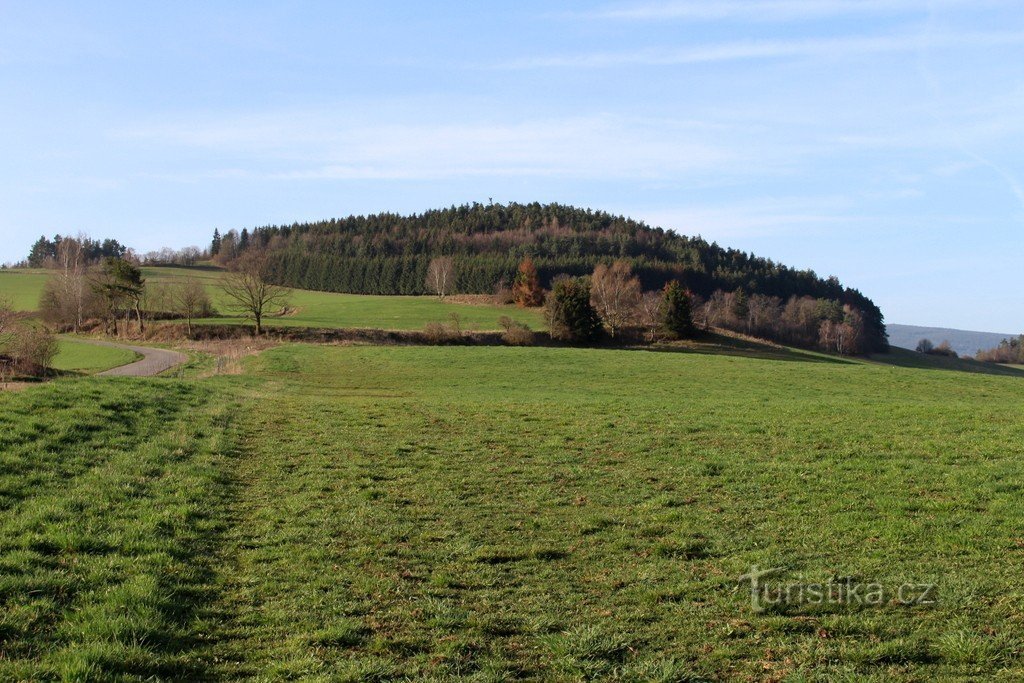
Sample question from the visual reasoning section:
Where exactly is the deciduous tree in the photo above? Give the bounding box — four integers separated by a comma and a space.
590, 260, 641, 337
219, 251, 290, 335
512, 257, 544, 307
171, 278, 212, 337
426, 256, 455, 299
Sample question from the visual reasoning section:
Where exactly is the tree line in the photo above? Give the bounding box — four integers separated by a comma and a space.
974, 336, 1024, 364
207, 202, 887, 351
526, 258, 876, 355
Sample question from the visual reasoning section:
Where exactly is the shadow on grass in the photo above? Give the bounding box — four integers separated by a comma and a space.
632, 331, 855, 365
866, 347, 1024, 377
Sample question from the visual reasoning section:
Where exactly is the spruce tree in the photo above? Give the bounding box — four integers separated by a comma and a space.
660, 280, 694, 339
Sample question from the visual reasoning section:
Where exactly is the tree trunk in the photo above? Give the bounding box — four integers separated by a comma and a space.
255, 312, 262, 336
186, 315, 192, 338
135, 304, 144, 333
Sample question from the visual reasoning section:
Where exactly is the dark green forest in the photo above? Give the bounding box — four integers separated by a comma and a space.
215, 202, 887, 350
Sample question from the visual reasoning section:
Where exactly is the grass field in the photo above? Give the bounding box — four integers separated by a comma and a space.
0, 270, 51, 311
3, 342, 1024, 679
51, 339, 140, 375
0, 266, 543, 331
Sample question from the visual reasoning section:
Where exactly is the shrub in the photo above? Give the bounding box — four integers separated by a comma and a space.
498, 316, 535, 346
546, 276, 602, 343
915, 338, 934, 354
422, 320, 462, 344
930, 340, 958, 358
10, 325, 59, 376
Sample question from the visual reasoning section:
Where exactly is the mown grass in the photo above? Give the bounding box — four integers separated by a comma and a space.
5, 343, 1024, 680
51, 339, 140, 374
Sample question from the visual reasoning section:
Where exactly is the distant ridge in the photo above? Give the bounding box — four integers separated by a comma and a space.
887, 324, 1018, 358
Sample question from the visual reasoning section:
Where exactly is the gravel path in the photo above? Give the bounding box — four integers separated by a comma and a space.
79, 339, 189, 377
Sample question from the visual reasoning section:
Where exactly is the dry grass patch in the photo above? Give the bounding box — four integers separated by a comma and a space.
180, 337, 279, 376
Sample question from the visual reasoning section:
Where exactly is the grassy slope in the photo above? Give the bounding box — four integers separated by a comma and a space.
141, 266, 545, 331
6, 343, 1022, 679
0, 270, 51, 311
0, 266, 544, 331
51, 339, 140, 374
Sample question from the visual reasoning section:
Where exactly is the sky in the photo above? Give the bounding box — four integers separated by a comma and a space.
1, 1, 1022, 331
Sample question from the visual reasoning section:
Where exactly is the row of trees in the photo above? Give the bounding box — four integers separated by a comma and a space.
26, 234, 127, 268
545, 261, 695, 343
38, 247, 288, 337
24, 233, 204, 270
491, 257, 873, 355
975, 336, 1024, 364
36, 236, 215, 336
696, 289, 874, 355
205, 202, 887, 351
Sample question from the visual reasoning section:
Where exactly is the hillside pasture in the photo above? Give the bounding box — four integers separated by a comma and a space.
0, 269, 51, 312
3, 343, 1024, 679
0, 266, 544, 331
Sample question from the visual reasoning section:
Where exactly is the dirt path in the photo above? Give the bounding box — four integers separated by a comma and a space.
79, 339, 189, 377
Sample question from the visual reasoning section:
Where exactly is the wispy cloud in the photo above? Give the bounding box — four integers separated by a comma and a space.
496, 28, 1024, 69
580, 0, 984, 22
631, 196, 859, 240
115, 114, 747, 182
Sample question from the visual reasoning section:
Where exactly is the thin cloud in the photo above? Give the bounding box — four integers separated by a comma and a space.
580, 0, 986, 22
116, 114, 747, 182
496, 29, 1024, 69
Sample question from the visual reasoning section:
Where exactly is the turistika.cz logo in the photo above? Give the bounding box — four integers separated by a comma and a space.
738, 565, 938, 613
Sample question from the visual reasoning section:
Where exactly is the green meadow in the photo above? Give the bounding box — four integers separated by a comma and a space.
0, 266, 543, 331
51, 339, 139, 375
3, 342, 1023, 680
144, 266, 544, 331
0, 269, 51, 312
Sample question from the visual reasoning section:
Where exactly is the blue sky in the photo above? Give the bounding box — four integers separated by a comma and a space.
1, 1, 1022, 331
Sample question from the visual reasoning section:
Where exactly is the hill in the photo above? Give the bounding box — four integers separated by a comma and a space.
887, 323, 1018, 358
219, 202, 887, 350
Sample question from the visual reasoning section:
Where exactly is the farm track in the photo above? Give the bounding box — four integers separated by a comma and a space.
71, 338, 189, 376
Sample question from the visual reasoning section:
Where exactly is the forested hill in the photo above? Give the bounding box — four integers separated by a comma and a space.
218, 202, 886, 348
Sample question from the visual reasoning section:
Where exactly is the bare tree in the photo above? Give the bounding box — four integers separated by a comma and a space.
426, 256, 455, 299
219, 251, 289, 335
53, 236, 92, 332
637, 290, 662, 342
171, 278, 212, 337
590, 260, 641, 337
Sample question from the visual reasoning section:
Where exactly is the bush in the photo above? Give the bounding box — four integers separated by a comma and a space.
10, 325, 58, 376
915, 338, 934, 354
929, 341, 958, 358
546, 276, 602, 343
498, 316, 535, 346
422, 320, 462, 344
